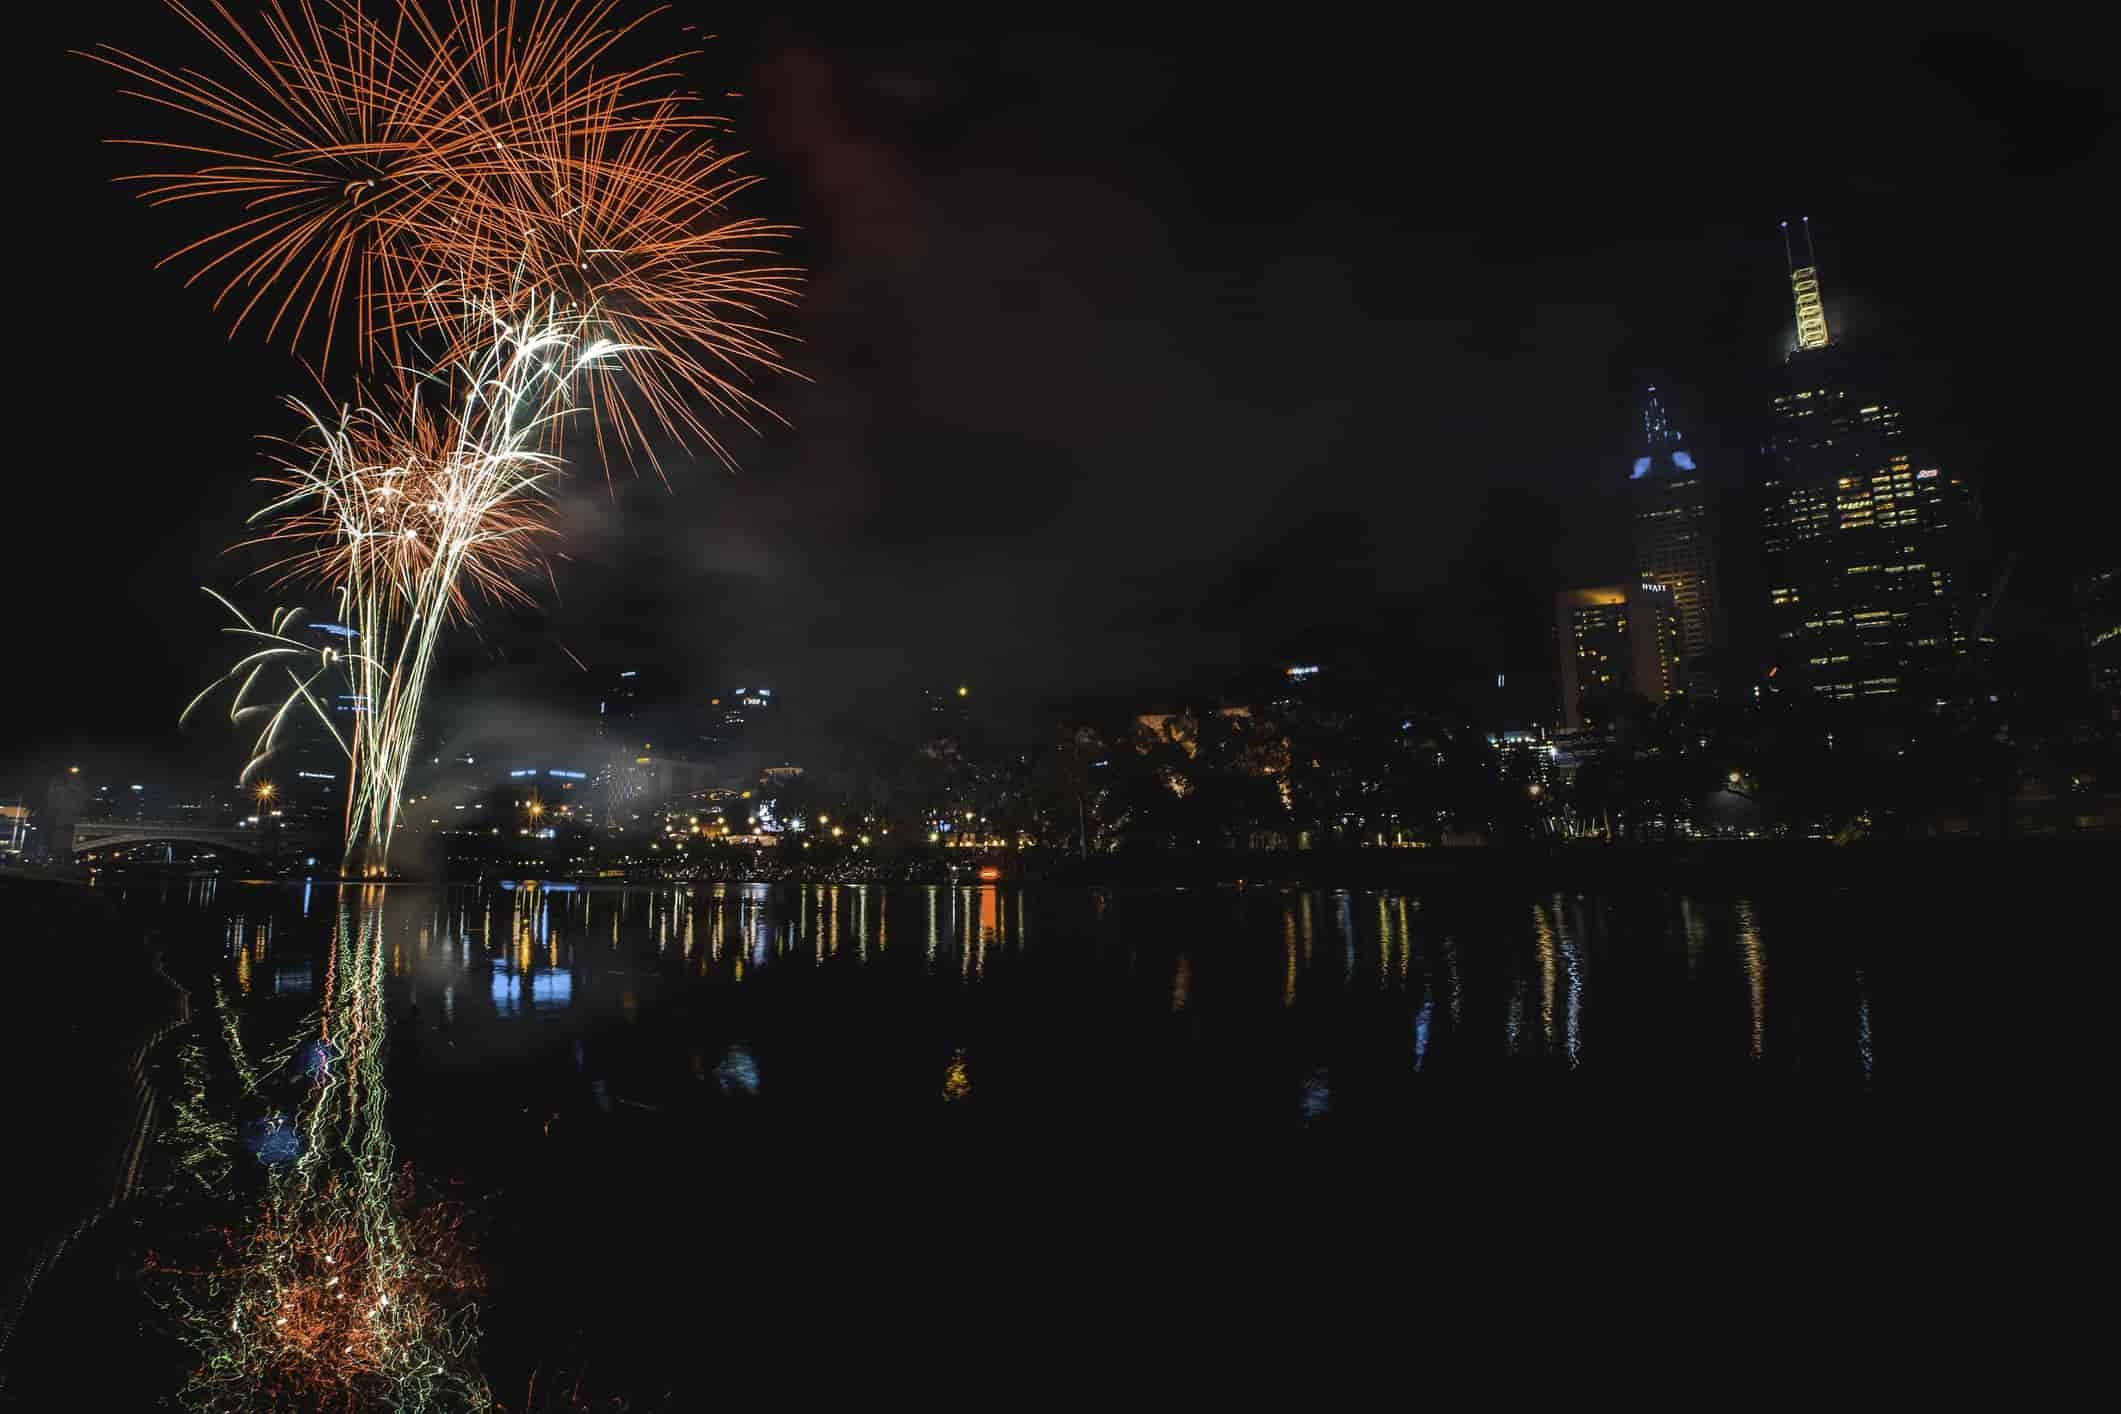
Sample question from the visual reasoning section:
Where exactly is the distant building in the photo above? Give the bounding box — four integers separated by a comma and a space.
2080, 567, 2121, 720
1760, 220, 1986, 705
596, 667, 708, 823
704, 685, 780, 759
1488, 727, 1558, 793
2, 800, 31, 860
1555, 582, 1682, 729
1630, 387, 1719, 668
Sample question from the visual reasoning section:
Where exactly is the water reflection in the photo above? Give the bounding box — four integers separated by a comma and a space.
140, 880, 1902, 1146
715, 1044, 760, 1097
62, 873, 1945, 1410
1735, 900, 1768, 1062
152, 887, 489, 1408
942, 1049, 971, 1102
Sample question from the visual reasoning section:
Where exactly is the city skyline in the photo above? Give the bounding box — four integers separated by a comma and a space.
6, 16, 2114, 783
4, 16, 2113, 1408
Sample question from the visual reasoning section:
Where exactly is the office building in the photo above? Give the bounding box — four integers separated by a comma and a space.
1555, 582, 1682, 729
2, 800, 31, 860
595, 667, 707, 824
704, 684, 781, 760
1630, 387, 1719, 666
1761, 221, 1985, 704
1488, 727, 1559, 794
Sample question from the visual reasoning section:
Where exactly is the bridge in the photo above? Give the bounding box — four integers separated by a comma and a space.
69, 818, 286, 858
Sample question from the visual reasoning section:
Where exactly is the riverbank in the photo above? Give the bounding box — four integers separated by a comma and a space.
101, 833, 2100, 893
0, 877, 190, 1391
1045, 836, 2119, 890
404, 835, 2119, 893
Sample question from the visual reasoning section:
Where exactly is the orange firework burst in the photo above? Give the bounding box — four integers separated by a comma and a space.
245, 369, 557, 623
86, 0, 799, 466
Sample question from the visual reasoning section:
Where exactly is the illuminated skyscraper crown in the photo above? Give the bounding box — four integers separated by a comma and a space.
1641, 387, 1678, 450
1783, 217, 1832, 351
1631, 387, 1695, 478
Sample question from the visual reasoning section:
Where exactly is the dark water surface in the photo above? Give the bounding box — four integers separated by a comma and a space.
6, 871, 2103, 1405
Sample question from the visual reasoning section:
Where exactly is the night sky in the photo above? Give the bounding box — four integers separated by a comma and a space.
10, 11, 2114, 785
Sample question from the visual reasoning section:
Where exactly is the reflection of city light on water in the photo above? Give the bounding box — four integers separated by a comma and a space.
1855, 967, 1874, 1086
490, 960, 573, 1015
715, 1044, 760, 1097
1735, 901, 1767, 1061
942, 1049, 972, 1102
1299, 1067, 1331, 1123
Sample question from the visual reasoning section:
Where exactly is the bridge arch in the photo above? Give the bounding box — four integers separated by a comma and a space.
69, 820, 271, 859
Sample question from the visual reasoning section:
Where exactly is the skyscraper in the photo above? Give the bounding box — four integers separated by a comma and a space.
1555, 582, 1682, 729
596, 666, 701, 824
1760, 220, 1985, 705
703, 684, 782, 761
1630, 386, 1718, 667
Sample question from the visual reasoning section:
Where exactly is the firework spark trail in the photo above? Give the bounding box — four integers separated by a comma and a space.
304, 298, 632, 869
109, 3, 801, 873
99, 12, 794, 1403
180, 594, 357, 786
185, 297, 641, 869
85, 0, 800, 465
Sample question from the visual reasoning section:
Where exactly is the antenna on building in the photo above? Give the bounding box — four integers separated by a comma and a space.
1785, 216, 1832, 352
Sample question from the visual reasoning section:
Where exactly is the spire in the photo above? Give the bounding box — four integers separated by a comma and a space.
1782, 216, 1831, 351
1641, 386, 1678, 451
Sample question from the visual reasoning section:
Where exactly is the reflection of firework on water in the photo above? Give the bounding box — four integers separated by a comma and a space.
149, 1169, 486, 1412
89, 9, 797, 1390
147, 897, 488, 1411
160, 1038, 239, 1197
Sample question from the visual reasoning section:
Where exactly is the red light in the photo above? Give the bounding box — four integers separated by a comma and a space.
977, 866, 1001, 882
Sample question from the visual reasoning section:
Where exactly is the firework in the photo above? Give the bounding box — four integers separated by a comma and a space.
184, 297, 638, 869
101, 3, 802, 870
179, 593, 356, 787
86, 0, 799, 464
95, 17, 793, 1402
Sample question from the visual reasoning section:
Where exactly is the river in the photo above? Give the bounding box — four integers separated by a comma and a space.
2, 870, 2098, 1407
